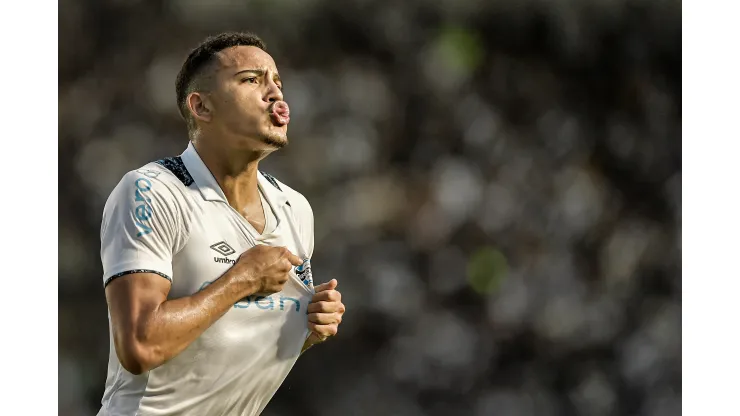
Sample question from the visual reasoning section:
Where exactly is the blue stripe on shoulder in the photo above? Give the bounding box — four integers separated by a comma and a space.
260, 171, 291, 206
260, 171, 282, 191
155, 157, 194, 186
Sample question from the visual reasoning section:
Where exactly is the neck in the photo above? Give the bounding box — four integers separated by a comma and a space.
192, 138, 267, 209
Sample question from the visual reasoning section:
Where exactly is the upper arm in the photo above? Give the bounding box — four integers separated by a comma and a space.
100, 170, 183, 340
101, 170, 183, 287
105, 272, 171, 346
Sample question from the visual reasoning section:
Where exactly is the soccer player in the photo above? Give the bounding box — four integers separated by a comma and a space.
97, 32, 345, 416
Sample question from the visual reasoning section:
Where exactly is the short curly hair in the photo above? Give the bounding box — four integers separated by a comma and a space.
175, 32, 267, 133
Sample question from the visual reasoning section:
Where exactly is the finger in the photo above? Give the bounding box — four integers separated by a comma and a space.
282, 248, 304, 266
263, 281, 287, 295
307, 332, 327, 345
308, 322, 338, 337
311, 289, 341, 303
307, 301, 340, 313
308, 312, 340, 325
277, 258, 293, 272
314, 279, 338, 293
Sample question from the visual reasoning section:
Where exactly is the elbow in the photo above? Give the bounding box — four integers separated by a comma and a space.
115, 339, 161, 375
120, 356, 148, 376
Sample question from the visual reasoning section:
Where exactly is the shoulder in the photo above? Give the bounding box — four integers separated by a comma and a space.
261, 171, 313, 219
148, 156, 196, 188
104, 159, 194, 213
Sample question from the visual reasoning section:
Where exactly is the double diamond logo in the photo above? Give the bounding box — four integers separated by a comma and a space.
210, 241, 236, 256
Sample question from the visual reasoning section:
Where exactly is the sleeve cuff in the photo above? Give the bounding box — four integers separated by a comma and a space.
103, 269, 172, 288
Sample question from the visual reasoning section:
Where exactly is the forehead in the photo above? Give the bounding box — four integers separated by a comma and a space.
212, 45, 278, 74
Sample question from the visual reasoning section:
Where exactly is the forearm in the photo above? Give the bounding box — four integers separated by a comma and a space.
127, 273, 257, 372
300, 333, 327, 356
300, 338, 313, 355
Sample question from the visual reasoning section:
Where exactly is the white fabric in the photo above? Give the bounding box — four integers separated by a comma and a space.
98, 142, 315, 416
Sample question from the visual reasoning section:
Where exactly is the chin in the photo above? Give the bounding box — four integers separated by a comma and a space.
259, 130, 288, 149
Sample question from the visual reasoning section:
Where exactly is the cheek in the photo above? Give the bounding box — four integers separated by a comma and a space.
217, 99, 259, 125
214, 89, 253, 112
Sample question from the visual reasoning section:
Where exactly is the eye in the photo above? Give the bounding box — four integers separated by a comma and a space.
241, 77, 258, 84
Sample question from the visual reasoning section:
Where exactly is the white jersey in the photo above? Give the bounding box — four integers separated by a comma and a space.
97, 142, 315, 416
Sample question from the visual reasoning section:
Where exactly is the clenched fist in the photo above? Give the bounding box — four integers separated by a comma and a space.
227, 245, 304, 295
305, 279, 345, 348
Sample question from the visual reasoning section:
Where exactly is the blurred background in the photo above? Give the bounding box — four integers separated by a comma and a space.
59, 0, 681, 415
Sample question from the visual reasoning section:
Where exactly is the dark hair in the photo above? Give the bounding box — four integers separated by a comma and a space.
175, 32, 267, 132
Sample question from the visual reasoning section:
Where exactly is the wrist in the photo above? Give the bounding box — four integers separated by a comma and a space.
224, 266, 260, 298
301, 338, 315, 355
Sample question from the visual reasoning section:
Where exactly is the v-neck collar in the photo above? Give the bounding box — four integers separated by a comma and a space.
179, 141, 290, 238
180, 141, 290, 207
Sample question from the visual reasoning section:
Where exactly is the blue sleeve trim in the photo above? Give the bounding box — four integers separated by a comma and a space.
103, 269, 173, 288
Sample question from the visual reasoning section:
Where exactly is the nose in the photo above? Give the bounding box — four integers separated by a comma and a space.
265, 79, 283, 103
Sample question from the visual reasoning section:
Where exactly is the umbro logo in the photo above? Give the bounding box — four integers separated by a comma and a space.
210, 241, 236, 256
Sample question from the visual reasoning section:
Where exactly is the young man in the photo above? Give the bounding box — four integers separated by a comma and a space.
97, 32, 345, 416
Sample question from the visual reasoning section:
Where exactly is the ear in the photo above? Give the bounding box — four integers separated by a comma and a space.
187, 92, 213, 123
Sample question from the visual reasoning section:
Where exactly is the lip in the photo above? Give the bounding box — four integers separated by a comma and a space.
268, 101, 290, 126
270, 115, 289, 127
267, 101, 289, 114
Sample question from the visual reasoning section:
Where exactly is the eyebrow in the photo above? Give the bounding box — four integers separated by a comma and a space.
234, 69, 281, 84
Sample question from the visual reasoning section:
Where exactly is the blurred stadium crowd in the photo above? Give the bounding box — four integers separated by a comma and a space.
59, 0, 681, 415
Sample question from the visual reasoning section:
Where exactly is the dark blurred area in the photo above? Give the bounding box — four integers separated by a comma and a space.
59, 0, 681, 415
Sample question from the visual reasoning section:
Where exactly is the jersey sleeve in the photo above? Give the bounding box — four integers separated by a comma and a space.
100, 170, 184, 287
294, 193, 315, 258
305, 200, 315, 258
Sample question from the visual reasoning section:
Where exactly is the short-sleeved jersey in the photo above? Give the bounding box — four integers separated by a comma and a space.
97, 142, 315, 416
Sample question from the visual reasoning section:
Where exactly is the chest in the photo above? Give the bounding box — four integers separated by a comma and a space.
168, 201, 311, 300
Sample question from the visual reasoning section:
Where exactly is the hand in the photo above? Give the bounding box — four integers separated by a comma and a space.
228, 245, 304, 295
306, 279, 345, 347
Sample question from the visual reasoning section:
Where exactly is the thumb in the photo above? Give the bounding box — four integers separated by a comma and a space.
315, 279, 338, 292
